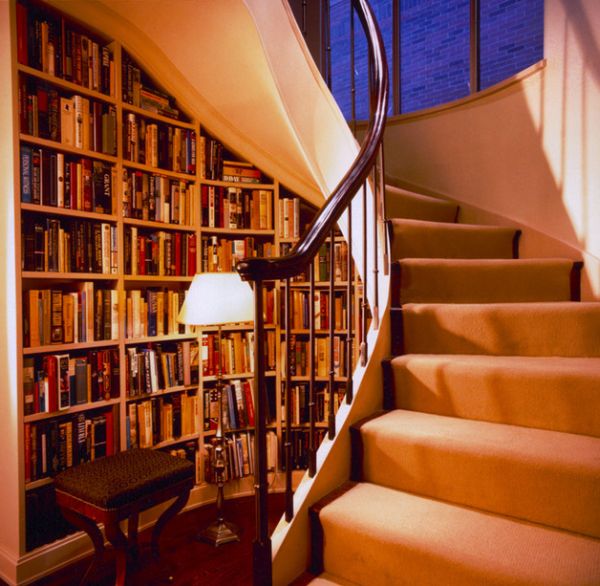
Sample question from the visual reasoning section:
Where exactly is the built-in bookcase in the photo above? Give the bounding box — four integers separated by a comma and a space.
13, 0, 359, 554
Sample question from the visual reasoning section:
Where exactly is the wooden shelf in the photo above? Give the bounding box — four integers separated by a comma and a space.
122, 102, 195, 129
122, 159, 196, 181
17, 63, 116, 103
125, 384, 199, 402
21, 203, 117, 221
22, 271, 118, 280
19, 134, 118, 163
24, 398, 120, 423
23, 339, 119, 355
122, 217, 197, 232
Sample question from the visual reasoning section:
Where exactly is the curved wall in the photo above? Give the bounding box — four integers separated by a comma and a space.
382, 0, 600, 299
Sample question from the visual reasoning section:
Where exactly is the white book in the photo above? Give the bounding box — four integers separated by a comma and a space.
60, 98, 74, 147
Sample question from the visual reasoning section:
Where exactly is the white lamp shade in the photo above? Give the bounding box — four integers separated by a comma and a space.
177, 272, 255, 326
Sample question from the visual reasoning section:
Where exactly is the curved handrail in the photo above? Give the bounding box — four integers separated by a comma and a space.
237, 0, 388, 283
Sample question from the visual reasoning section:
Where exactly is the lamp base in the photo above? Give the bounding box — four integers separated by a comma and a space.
196, 519, 241, 547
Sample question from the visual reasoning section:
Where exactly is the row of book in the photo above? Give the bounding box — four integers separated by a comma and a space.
125, 340, 199, 397
281, 383, 346, 426
123, 113, 196, 175
22, 218, 117, 274
24, 409, 116, 483
23, 284, 118, 347
23, 349, 119, 416
284, 289, 348, 331
124, 288, 189, 339
122, 52, 181, 120
203, 378, 256, 431
280, 428, 327, 471
20, 145, 114, 213
19, 78, 117, 155
127, 392, 198, 449
200, 235, 274, 273
122, 169, 196, 226
200, 186, 273, 230
278, 197, 301, 239
124, 227, 197, 276
203, 431, 270, 482
16, 2, 114, 95
201, 331, 254, 377
282, 335, 347, 378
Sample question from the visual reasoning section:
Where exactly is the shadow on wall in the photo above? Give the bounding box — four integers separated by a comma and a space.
382, 5, 600, 300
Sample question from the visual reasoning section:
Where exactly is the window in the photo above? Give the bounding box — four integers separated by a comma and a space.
479, 0, 544, 90
326, 0, 544, 118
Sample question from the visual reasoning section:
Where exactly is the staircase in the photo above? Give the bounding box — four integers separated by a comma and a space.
306, 185, 600, 585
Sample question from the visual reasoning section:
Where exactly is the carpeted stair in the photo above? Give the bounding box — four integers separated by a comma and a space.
307, 186, 600, 585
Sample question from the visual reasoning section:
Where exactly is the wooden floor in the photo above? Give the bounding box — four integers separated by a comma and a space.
22, 493, 286, 586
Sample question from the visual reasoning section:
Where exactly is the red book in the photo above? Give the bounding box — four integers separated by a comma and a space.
187, 234, 197, 275
138, 237, 146, 275
242, 380, 255, 426
43, 355, 59, 412
82, 157, 92, 211
105, 410, 114, 456
24, 423, 31, 483
16, 2, 28, 65
174, 232, 182, 276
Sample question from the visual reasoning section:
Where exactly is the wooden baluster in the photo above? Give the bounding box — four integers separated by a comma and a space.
308, 263, 317, 476
328, 230, 336, 440
346, 205, 354, 404
360, 183, 368, 366
284, 278, 293, 521
252, 279, 272, 586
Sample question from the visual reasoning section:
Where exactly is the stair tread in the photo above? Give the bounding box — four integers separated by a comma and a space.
387, 354, 600, 437
307, 573, 361, 586
357, 409, 600, 537
389, 217, 515, 231
389, 218, 518, 260
385, 186, 458, 223
390, 353, 600, 371
393, 258, 578, 303
317, 482, 600, 586
401, 301, 600, 357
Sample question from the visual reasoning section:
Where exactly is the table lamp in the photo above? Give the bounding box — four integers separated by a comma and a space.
177, 272, 254, 546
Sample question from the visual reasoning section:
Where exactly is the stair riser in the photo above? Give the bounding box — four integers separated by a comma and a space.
389, 221, 519, 261
384, 356, 600, 437
401, 304, 600, 357
385, 187, 459, 223
391, 260, 580, 304
356, 413, 600, 538
317, 483, 600, 586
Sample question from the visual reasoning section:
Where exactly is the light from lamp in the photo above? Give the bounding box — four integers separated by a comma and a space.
176, 272, 255, 327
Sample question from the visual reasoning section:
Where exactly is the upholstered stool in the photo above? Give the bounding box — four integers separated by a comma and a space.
55, 448, 195, 585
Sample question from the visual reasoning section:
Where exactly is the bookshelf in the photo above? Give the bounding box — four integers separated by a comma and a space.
11, 0, 360, 557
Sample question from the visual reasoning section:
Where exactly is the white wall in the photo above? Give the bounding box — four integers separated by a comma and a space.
0, 1, 22, 583
383, 0, 600, 300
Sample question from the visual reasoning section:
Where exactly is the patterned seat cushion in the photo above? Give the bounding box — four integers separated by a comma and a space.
54, 449, 195, 509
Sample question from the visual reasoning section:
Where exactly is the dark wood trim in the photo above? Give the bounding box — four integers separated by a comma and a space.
349, 411, 386, 482
470, 0, 480, 93
349, 425, 364, 482
392, 0, 400, 115
390, 261, 401, 307
382, 358, 395, 411
570, 261, 584, 301
309, 481, 358, 574
390, 307, 404, 356
512, 229, 522, 259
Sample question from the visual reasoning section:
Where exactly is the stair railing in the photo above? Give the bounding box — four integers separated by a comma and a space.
237, 1, 388, 583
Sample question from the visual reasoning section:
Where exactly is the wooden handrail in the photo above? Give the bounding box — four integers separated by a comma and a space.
237, 0, 388, 284
240, 2, 388, 584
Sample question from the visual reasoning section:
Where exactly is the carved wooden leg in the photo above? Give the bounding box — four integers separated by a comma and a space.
127, 512, 140, 561
151, 489, 191, 558
59, 507, 105, 586
104, 517, 129, 586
